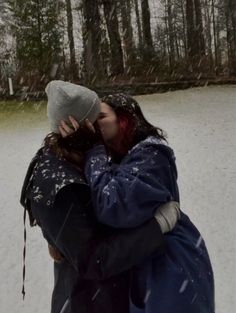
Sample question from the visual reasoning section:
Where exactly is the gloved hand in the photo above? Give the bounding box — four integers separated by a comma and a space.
154, 201, 181, 233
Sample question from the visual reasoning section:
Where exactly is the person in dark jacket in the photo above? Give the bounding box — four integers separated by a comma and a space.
60, 93, 215, 313
20, 82, 180, 313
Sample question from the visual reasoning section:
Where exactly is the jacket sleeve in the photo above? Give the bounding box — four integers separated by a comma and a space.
84, 145, 174, 228
45, 184, 165, 281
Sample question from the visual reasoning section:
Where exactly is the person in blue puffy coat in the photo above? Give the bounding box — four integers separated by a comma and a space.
60, 93, 215, 313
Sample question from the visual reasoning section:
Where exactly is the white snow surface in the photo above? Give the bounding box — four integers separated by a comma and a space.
0, 85, 235, 312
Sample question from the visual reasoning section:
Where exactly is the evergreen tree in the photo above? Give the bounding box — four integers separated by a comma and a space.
8, 0, 63, 82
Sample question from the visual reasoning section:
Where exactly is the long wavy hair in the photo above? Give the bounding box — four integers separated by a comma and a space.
43, 127, 99, 171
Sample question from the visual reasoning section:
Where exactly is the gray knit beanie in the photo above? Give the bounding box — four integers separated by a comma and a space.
45, 80, 101, 133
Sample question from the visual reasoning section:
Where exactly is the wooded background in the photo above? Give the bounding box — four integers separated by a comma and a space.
0, 0, 235, 90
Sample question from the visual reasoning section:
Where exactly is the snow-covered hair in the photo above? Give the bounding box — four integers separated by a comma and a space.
101, 93, 167, 156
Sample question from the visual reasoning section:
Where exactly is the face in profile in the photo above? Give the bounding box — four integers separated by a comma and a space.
97, 102, 119, 144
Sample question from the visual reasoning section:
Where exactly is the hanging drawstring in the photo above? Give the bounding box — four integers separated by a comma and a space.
20, 149, 43, 300
22, 207, 27, 300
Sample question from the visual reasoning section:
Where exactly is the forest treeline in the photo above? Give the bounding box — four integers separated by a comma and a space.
0, 0, 235, 90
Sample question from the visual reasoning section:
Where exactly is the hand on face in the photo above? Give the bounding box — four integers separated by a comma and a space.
58, 115, 103, 155
58, 101, 119, 147
59, 115, 95, 138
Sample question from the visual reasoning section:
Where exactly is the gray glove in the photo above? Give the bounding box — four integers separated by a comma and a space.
154, 201, 181, 233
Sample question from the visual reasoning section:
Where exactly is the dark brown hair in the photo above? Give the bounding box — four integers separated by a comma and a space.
43, 131, 85, 171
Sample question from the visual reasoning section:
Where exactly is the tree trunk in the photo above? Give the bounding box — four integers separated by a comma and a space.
203, 0, 214, 71
102, 0, 124, 75
133, 0, 143, 52
175, 33, 180, 60
211, 0, 219, 73
229, 0, 236, 53
36, 1, 43, 75
194, 0, 205, 56
119, 0, 136, 74
186, 0, 205, 71
167, 0, 175, 67
226, 0, 236, 74
180, 0, 187, 58
186, 0, 197, 59
163, 1, 170, 65
65, 0, 79, 80
141, 0, 154, 58
82, 0, 105, 84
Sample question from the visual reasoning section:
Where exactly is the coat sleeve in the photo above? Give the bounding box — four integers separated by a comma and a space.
44, 184, 165, 281
84, 145, 174, 228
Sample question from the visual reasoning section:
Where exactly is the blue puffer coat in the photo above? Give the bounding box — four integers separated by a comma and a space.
85, 136, 215, 313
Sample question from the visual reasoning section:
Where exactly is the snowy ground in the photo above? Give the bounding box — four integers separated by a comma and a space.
0, 85, 235, 313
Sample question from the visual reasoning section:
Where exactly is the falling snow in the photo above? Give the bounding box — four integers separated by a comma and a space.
0, 86, 235, 313
144, 289, 151, 303
91, 288, 101, 301
179, 279, 189, 293
195, 235, 203, 248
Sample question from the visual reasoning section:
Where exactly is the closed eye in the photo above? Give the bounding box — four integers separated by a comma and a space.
98, 113, 108, 120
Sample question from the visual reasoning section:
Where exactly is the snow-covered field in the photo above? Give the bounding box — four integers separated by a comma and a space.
0, 85, 235, 313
